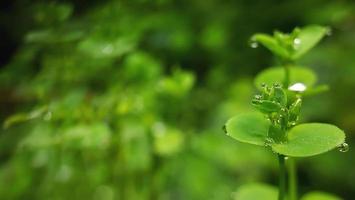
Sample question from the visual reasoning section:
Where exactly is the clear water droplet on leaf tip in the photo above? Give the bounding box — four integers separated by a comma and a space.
249, 40, 258, 48
293, 38, 301, 47
338, 143, 349, 152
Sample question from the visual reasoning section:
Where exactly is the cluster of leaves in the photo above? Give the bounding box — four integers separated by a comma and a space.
233, 183, 341, 200
0, 1, 199, 200
251, 83, 302, 142
227, 83, 345, 157
251, 26, 330, 61
0, 1, 279, 200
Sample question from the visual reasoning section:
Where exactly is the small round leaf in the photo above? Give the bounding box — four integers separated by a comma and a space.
225, 113, 270, 146
301, 191, 342, 200
254, 66, 317, 90
272, 123, 345, 157
232, 183, 277, 200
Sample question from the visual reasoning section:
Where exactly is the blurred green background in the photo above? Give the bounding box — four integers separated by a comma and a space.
0, 0, 355, 199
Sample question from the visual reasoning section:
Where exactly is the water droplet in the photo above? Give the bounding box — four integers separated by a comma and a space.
289, 122, 296, 126
338, 143, 349, 152
326, 27, 332, 36
293, 38, 301, 48
222, 125, 228, 134
288, 83, 307, 92
249, 40, 258, 48
254, 94, 262, 100
252, 95, 262, 104
264, 137, 274, 147
273, 83, 282, 88
284, 156, 289, 160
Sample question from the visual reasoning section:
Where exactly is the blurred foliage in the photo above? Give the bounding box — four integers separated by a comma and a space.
0, 0, 355, 199
232, 183, 342, 200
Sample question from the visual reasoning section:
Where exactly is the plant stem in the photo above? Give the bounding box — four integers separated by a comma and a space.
278, 154, 286, 200
283, 60, 298, 200
283, 65, 290, 88
288, 158, 298, 200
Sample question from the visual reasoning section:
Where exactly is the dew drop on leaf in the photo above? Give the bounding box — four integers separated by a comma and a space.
251, 95, 262, 104
273, 83, 282, 88
288, 82, 307, 92
249, 40, 258, 48
293, 38, 301, 46
338, 143, 349, 152
254, 94, 262, 100
289, 122, 296, 126
293, 38, 301, 49
264, 137, 274, 147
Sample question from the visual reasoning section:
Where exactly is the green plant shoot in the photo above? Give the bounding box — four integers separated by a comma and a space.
224, 25, 348, 200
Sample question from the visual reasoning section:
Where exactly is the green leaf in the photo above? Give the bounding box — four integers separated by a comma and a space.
292, 25, 328, 59
254, 66, 317, 90
157, 68, 195, 97
252, 100, 282, 114
62, 122, 111, 149
251, 34, 290, 59
268, 124, 285, 143
78, 36, 135, 58
272, 123, 345, 157
289, 98, 302, 122
302, 84, 329, 97
301, 191, 342, 200
232, 183, 277, 200
273, 87, 287, 106
25, 28, 84, 44
153, 126, 185, 156
3, 106, 48, 129
225, 113, 270, 146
